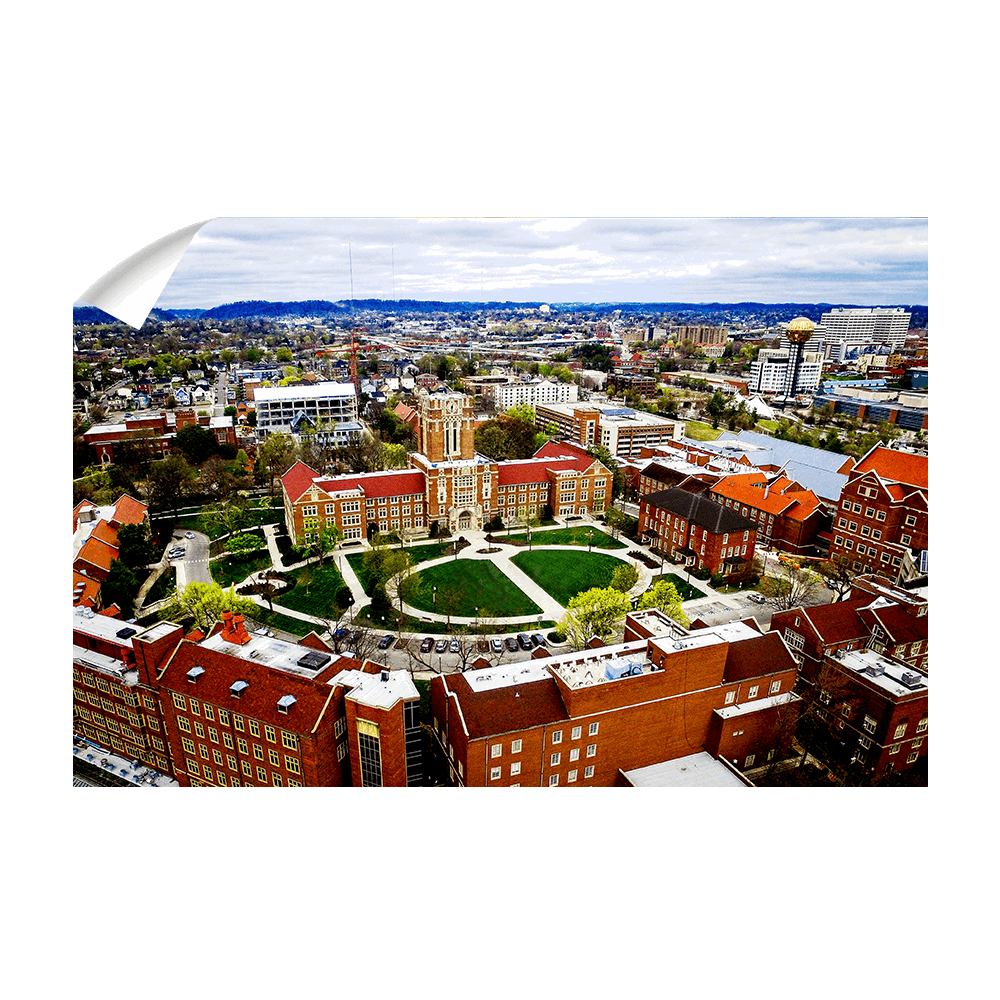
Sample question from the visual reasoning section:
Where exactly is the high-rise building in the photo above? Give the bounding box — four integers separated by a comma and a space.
819, 307, 911, 360
254, 381, 361, 443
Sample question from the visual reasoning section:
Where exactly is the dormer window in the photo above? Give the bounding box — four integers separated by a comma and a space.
186, 666, 205, 684
277, 695, 296, 714
230, 680, 249, 699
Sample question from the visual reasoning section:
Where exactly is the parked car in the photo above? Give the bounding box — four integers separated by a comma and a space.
748, 593, 768, 605
333, 627, 348, 641
517, 634, 532, 651
531, 633, 546, 647
490, 638, 503, 654
184, 531, 195, 539
504, 636, 518, 652
378, 634, 394, 650
349, 630, 362, 646
450, 639, 460, 653
435, 638, 448, 653
420, 637, 434, 653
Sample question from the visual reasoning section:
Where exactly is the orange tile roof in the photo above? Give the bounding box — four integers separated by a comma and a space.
72, 570, 101, 607
90, 519, 120, 549
75, 537, 116, 573
111, 494, 148, 526
281, 460, 321, 503
854, 447, 927, 490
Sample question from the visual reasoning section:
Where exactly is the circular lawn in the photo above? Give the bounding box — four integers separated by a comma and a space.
399, 560, 542, 618
510, 549, 625, 606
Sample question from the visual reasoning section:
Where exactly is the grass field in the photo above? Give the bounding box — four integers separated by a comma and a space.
346, 541, 454, 595
503, 525, 627, 549
646, 572, 705, 601
684, 420, 723, 441
210, 551, 272, 588
510, 549, 624, 606
400, 560, 542, 618
278, 562, 348, 618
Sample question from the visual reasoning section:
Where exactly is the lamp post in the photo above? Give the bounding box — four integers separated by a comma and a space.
587, 528, 594, 552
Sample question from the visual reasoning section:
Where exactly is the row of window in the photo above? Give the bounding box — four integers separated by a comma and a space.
490, 722, 599, 758
171, 697, 298, 750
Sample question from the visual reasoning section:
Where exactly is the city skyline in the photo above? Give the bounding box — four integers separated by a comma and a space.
154, 217, 928, 310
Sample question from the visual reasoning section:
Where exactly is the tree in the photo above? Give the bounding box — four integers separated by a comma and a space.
760, 556, 822, 612
160, 581, 259, 631
474, 414, 538, 461
102, 559, 141, 617
604, 506, 631, 540
257, 432, 298, 497
200, 496, 252, 539
815, 552, 861, 602
174, 423, 221, 465
560, 587, 632, 650
609, 563, 639, 593
147, 453, 197, 516
636, 578, 689, 627
117, 521, 154, 570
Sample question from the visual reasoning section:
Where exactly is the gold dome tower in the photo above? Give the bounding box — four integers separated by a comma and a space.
786, 316, 815, 344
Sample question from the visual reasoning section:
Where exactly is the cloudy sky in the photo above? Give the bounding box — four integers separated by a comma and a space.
155, 217, 927, 309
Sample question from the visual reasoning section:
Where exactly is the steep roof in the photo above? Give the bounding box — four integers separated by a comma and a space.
857, 604, 928, 646
441, 672, 569, 739
643, 489, 757, 535
778, 598, 870, 644
281, 460, 321, 503
316, 469, 427, 499
111, 494, 148, 526
722, 631, 798, 683
75, 536, 117, 574
497, 456, 579, 486
854, 446, 927, 490
90, 519, 120, 549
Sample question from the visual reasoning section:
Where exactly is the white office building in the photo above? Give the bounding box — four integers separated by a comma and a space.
748, 349, 823, 395
254, 382, 361, 444
819, 307, 911, 361
493, 378, 579, 410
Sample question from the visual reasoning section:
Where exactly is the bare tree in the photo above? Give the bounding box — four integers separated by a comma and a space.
815, 552, 862, 603
760, 557, 822, 612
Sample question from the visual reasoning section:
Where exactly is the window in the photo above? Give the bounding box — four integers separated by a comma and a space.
905, 515, 917, 526
510, 762, 521, 776
253, 744, 264, 760
491, 743, 502, 758
189, 698, 200, 716
889, 744, 900, 755
208, 727, 219, 744
571, 726, 582, 740
248, 720, 260, 738
588, 722, 599, 736
916, 717, 927, 733
177, 716, 191, 733
747, 685, 759, 699
257, 766, 267, 783
568, 770, 578, 783
769, 680, 781, 694
863, 715, 877, 734
744, 755, 755, 768
222, 732, 233, 749
569, 748, 580, 762
199, 745, 209, 760
491, 767, 502, 781
264, 725, 276, 743
193, 721, 205, 738
586, 744, 597, 758
233, 715, 244, 732
584, 766, 595, 778
550, 753, 561, 766
894, 722, 907, 739
241, 761, 252, 777
268, 749, 280, 767
281, 731, 298, 751
181, 737, 195, 755
227, 754, 238, 771
859, 737, 871, 749
724, 691, 735, 705
906, 752, 919, 763
511, 739, 522, 754
548, 774, 559, 787
171, 693, 187, 711
551, 730, 562, 744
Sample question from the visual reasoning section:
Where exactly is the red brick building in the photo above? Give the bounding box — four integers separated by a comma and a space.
769, 575, 928, 684
281, 390, 613, 545
708, 471, 825, 557
83, 410, 235, 464
639, 488, 758, 578
72, 494, 150, 600
73, 608, 422, 787
828, 446, 927, 582
805, 645, 927, 781
430, 615, 801, 786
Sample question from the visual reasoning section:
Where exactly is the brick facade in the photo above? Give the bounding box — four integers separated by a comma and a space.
430, 621, 801, 786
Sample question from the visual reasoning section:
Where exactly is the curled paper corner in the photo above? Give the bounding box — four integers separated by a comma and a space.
78, 218, 217, 328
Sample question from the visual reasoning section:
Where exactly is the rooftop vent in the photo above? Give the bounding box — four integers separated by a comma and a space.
297, 650, 331, 671
277, 695, 296, 713
186, 666, 205, 683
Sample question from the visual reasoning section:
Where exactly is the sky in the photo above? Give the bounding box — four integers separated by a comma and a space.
154, 217, 928, 310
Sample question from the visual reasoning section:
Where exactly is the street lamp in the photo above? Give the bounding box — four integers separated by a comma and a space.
587, 528, 594, 552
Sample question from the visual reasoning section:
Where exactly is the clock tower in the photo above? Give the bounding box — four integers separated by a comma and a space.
409, 390, 497, 533
417, 391, 476, 462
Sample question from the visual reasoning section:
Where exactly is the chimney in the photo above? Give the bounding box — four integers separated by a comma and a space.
222, 611, 251, 646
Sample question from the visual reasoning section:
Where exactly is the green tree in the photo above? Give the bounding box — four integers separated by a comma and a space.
636, 578, 689, 626
257, 432, 298, 497
560, 587, 633, 650
610, 563, 639, 593
147, 453, 197, 516
117, 522, 154, 570
201, 496, 252, 539
160, 582, 259, 631
102, 559, 141, 616
174, 423, 221, 465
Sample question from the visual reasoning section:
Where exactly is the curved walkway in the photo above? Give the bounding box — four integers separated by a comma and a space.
386, 534, 658, 627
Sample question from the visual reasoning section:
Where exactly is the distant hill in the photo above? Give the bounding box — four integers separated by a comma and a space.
74, 299, 928, 329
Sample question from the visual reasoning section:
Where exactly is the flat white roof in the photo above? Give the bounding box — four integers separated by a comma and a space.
254, 381, 357, 402
331, 668, 419, 709
623, 752, 748, 788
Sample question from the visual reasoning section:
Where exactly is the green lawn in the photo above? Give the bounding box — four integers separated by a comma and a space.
347, 541, 457, 595
756, 419, 779, 433
210, 550, 272, 588
400, 560, 542, 618
684, 420, 723, 441
503, 526, 627, 549
510, 550, 624, 606
645, 572, 705, 601
277, 562, 349, 618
